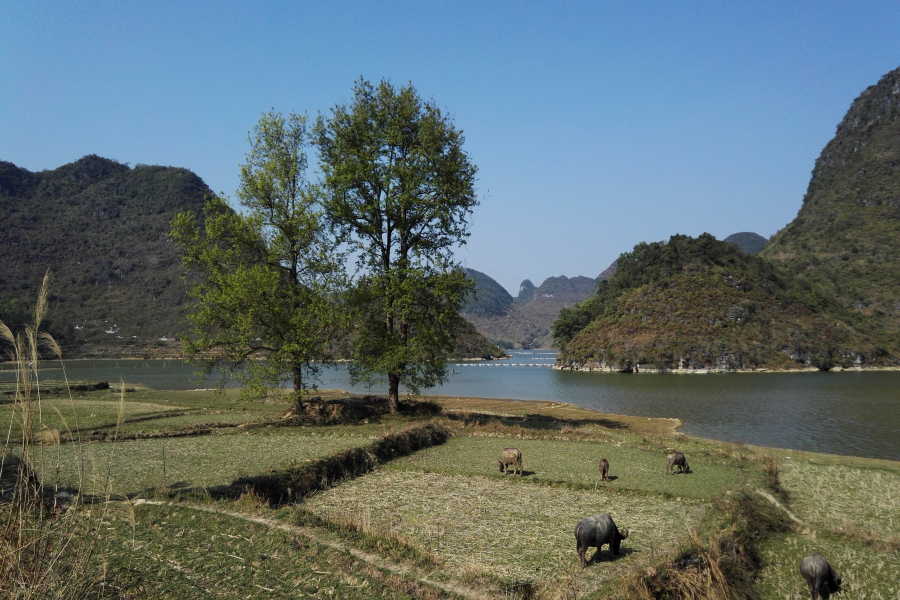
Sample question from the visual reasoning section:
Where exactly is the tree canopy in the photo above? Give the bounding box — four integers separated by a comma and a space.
170, 111, 343, 404
316, 79, 478, 412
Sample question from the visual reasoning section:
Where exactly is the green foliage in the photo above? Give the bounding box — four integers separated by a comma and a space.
461, 268, 513, 317
170, 111, 344, 401
316, 79, 479, 409
554, 233, 786, 349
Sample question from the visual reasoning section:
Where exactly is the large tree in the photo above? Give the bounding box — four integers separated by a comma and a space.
171, 111, 343, 406
316, 79, 478, 412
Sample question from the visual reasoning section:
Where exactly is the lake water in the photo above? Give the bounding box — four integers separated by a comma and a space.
3, 351, 899, 461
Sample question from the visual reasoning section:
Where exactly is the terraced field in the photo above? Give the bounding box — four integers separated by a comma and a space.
37, 430, 375, 496
384, 436, 742, 500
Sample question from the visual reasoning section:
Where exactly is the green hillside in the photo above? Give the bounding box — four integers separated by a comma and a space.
462, 268, 513, 317
0, 155, 210, 355
554, 234, 889, 371
762, 65, 900, 338
0, 156, 503, 360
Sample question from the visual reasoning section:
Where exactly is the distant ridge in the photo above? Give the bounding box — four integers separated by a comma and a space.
462, 269, 607, 349
723, 232, 768, 255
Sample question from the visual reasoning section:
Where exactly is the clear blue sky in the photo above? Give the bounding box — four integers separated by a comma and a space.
3, 1, 899, 294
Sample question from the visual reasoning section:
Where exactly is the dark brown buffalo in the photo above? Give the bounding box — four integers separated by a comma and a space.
499, 447, 522, 475
575, 514, 629, 568
666, 451, 690, 474
800, 553, 841, 600
598, 458, 610, 481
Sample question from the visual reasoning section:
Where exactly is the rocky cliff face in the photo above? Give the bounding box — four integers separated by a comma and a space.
762, 65, 900, 336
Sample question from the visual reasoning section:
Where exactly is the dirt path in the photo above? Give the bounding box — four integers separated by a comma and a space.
132, 499, 492, 600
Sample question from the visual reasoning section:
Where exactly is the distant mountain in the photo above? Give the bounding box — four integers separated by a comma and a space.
461, 270, 604, 349
724, 232, 768, 255
463, 269, 514, 317
598, 260, 617, 281
762, 65, 900, 337
516, 279, 535, 304
555, 234, 883, 371
0, 156, 504, 360
532, 275, 597, 302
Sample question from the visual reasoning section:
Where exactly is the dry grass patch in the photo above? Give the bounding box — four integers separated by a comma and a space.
38, 431, 373, 496
779, 460, 900, 539
756, 532, 900, 600
304, 470, 706, 593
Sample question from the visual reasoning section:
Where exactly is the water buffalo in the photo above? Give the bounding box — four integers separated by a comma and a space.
800, 553, 841, 600
598, 458, 610, 481
666, 451, 690, 474
575, 514, 629, 568
499, 447, 522, 475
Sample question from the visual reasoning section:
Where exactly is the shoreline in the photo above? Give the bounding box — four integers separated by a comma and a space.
553, 364, 900, 374
417, 393, 900, 467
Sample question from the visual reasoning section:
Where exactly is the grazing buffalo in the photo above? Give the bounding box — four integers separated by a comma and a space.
800, 553, 841, 600
499, 447, 523, 475
575, 514, 629, 568
666, 451, 690, 474
598, 458, 610, 481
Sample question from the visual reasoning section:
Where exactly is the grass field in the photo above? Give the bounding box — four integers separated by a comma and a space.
5, 385, 900, 599
304, 469, 706, 592
95, 502, 454, 599
36, 430, 374, 497
384, 436, 742, 500
779, 459, 900, 538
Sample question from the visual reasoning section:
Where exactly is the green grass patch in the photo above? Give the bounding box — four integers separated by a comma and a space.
0, 397, 185, 437
36, 431, 373, 497
756, 532, 900, 600
95, 502, 454, 599
304, 470, 706, 592
384, 436, 742, 500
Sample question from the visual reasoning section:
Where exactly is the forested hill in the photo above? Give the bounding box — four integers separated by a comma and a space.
0, 155, 210, 355
0, 155, 504, 360
463, 268, 514, 317
761, 65, 900, 336
554, 233, 891, 372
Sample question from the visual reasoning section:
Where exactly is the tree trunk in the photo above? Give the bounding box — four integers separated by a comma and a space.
387, 372, 400, 413
292, 365, 304, 413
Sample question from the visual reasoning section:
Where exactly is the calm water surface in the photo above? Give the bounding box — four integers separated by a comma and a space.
3, 351, 898, 461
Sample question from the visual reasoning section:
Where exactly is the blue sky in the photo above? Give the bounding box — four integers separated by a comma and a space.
2, 1, 899, 294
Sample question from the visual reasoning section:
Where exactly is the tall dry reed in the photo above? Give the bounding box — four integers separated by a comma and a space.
0, 272, 138, 599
